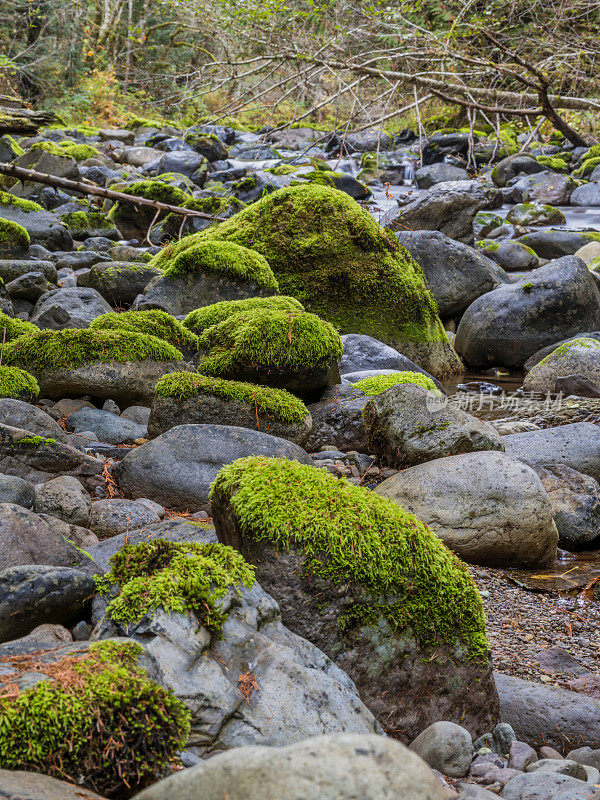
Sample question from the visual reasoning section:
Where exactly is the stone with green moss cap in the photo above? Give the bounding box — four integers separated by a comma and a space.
0, 219, 29, 258
210, 455, 500, 740
506, 203, 565, 227
4, 328, 190, 405
0, 312, 38, 342
77, 261, 161, 305
150, 184, 460, 378
91, 309, 199, 355
198, 308, 342, 401
183, 295, 304, 336
0, 190, 72, 251
0, 366, 39, 401
60, 210, 118, 240
140, 241, 279, 316
108, 178, 192, 239
523, 336, 600, 394
148, 372, 312, 443
0, 639, 190, 798
352, 371, 442, 397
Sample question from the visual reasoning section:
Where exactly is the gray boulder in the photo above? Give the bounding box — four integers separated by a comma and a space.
31, 286, 113, 329
503, 422, 600, 483
0, 474, 35, 508
491, 154, 545, 187
523, 337, 600, 393
416, 163, 470, 188
376, 452, 558, 568
514, 172, 576, 205
34, 475, 91, 527
114, 424, 312, 511
502, 772, 597, 800
517, 231, 598, 260
66, 407, 147, 444
496, 671, 600, 751
89, 498, 161, 538
94, 585, 383, 756
477, 240, 539, 272
533, 464, 600, 549
409, 721, 473, 777
133, 733, 447, 800
455, 257, 600, 369
5, 271, 56, 302
363, 383, 504, 468
571, 182, 600, 207
525, 759, 587, 780
339, 334, 440, 383
396, 229, 508, 317
0, 565, 95, 643
524, 333, 600, 372
0, 203, 72, 251
0, 259, 58, 284
77, 261, 160, 305
568, 747, 600, 773
304, 386, 370, 453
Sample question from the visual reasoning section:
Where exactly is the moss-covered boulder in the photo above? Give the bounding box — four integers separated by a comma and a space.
183, 295, 304, 336
210, 455, 500, 741
141, 241, 279, 316
523, 336, 600, 394
77, 261, 161, 305
60, 210, 119, 240
0, 366, 39, 401
0, 640, 190, 797
0, 312, 38, 342
90, 310, 199, 356
108, 179, 192, 239
505, 203, 565, 227
352, 370, 442, 397
0, 190, 72, 251
4, 328, 190, 405
197, 308, 342, 400
150, 185, 460, 378
0, 218, 29, 258
148, 372, 312, 443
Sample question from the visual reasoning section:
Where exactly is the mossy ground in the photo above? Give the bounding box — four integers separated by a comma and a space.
158, 240, 278, 291
96, 539, 255, 635
4, 328, 183, 371
183, 295, 304, 336
0, 219, 29, 254
155, 372, 309, 423
151, 184, 447, 346
0, 640, 190, 798
198, 308, 342, 376
0, 313, 38, 342
90, 310, 199, 351
353, 371, 441, 397
0, 366, 39, 400
210, 456, 489, 658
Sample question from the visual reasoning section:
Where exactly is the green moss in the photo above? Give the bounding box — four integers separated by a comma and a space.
2, 135, 24, 157
155, 372, 309, 423
16, 435, 56, 446
538, 336, 600, 367
90, 310, 199, 351
209, 456, 489, 658
198, 308, 342, 377
58, 141, 100, 161
0, 313, 38, 342
585, 145, 600, 160
475, 239, 500, 253
61, 210, 114, 232
575, 157, 600, 177
161, 240, 278, 290
266, 164, 299, 176
522, 282, 534, 293
506, 202, 565, 226
232, 174, 257, 193
535, 155, 568, 172
0, 366, 39, 400
183, 296, 303, 336
0, 640, 191, 797
0, 191, 43, 212
96, 539, 255, 635
108, 179, 192, 227
0, 219, 29, 255
4, 328, 183, 371
353, 371, 441, 397
152, 185, 446, 348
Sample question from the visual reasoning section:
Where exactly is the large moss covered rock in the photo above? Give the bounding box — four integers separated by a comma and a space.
4, 328, 189, 405
0, 218, 29, 258
183, 295, 304, 336
210, 456, 500, 742
151, 185, 460, 377
523, 336, 600, 394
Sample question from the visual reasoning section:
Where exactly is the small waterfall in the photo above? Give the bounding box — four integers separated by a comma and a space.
402, 159, 416, 186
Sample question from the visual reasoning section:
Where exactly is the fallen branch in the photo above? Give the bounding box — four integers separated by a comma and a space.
0, 163, 227, 222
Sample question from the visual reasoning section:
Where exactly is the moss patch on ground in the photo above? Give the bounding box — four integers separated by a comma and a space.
4, 328, 183, 371
210, 456, 489, 658
159, 240, 278, 291
183, 295, 304, 336
353, 371, 441, 397
151, 184, 446, 346
198, 308, 342, 376
96, 539, 255, 635
90, 310, 199, 351
0, 366, 39, 400
0, 640, 190, 798
155, 372, 309, 422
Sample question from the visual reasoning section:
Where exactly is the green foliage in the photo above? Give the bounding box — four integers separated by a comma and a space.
197, 308, 342, 376
353, 371, 441, 397
155, 372, 309, 422
96, 539, 255, 634
0, 219, 29, 255
575, 156, 600, 177
0, 313, 38, 342
158, 240, 279, 290
4, 328, 183, 371
90, 310, 199, 351
210, 456, 489, 658
155, 185, 446, 347
183, 295, 304, 336
0, 191, 43, 212
535, 155, 568, 172
0, 366, 39, 400
0, 640, 191, 798
58, 141, 100, 161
